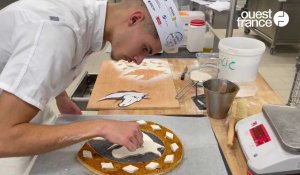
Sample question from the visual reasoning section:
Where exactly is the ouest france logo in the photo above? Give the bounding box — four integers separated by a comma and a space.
237, 10, 289, 28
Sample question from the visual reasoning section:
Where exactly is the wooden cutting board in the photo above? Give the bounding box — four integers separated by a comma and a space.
87, 59, 180, 110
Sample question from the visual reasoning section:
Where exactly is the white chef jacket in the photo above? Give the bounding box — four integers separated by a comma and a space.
0, 0, 107, 174
0, 0, 107, 110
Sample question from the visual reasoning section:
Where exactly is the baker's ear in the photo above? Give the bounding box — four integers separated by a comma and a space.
128, 11, 145, 26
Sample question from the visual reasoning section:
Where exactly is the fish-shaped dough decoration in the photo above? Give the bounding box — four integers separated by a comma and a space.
97, 91, 148, 107
108, 132, 165, 159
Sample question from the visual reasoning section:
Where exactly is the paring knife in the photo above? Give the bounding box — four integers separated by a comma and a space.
180, 66, 188, 80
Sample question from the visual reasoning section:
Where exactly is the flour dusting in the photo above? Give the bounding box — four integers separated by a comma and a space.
112, 59, 171, 82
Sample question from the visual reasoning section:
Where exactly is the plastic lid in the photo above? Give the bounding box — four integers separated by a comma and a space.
218, 37, 266, 56
190, 19, 205, 26
180, 11, 189, 17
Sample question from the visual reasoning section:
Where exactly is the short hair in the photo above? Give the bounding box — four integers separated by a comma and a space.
121, 0, 159, 39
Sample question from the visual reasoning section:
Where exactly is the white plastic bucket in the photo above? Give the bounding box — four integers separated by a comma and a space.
218, 37, 266, 83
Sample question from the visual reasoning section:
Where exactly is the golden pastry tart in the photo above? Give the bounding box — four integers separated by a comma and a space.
77, 121, 183, 175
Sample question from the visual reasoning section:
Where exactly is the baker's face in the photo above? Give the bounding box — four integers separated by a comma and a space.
110, 12, 162, 65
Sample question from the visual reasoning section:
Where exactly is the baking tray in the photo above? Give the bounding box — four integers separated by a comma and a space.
29, 115, 228, 175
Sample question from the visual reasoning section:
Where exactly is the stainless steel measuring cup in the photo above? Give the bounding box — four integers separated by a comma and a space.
203, 79, 239, 119
175, 64, 219, 99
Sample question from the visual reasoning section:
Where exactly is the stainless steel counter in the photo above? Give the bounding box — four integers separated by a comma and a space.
29, 115, 229, 175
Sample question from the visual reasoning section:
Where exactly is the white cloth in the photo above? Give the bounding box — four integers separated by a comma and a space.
0, 0, 108, 174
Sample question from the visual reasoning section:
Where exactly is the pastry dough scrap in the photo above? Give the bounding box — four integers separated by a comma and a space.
164, 154, 174, 164
171, 143, 179, 152
101, 162, 114, 169
145, 162, 160, 170
82, 150, 93, 159
151, 125, 161, 131
122, 165, 139, 173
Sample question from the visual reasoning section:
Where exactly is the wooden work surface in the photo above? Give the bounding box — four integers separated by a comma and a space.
96, 59, 204, 115
97, 59, 283, 175
87, 59, 180, 110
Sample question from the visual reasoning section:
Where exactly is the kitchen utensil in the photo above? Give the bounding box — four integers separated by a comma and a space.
203, 79, 239, 119
236, 105, 300, 175
227, 100, 237, 148
227, 99, 248, 148
180, 66, 188, 80
175, 64, 219, 99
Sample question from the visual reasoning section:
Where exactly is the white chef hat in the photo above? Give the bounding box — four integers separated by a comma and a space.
143, 0, 184, 52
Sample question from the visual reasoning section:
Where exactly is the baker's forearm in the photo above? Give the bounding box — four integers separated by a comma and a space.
0, 90, 142, 157
0, 119, 103, 157
0, 118, 143, 157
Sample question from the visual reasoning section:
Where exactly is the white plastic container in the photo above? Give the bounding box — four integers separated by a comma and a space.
218, 37, 266, 83
180, 11, 205, 46
187, 19, 206, 52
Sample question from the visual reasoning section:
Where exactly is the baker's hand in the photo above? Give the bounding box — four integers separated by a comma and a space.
56, 91, 82, 115
101, 120, 143, 151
